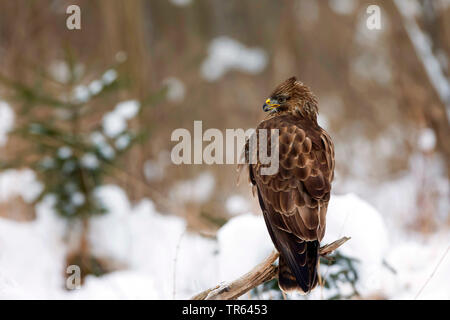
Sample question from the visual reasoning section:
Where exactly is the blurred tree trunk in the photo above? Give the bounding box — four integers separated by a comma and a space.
391, 0, 450, 178
99, 0, 155, 200
419, 0, 450, 177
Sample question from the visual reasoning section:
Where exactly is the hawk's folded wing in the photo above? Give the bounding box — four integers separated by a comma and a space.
250, 115, 334, 242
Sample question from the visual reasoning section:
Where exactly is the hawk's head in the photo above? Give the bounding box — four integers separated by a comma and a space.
262, 76, 318, 121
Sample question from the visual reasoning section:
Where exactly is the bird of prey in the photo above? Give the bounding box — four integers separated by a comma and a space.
244, 77, 335, 293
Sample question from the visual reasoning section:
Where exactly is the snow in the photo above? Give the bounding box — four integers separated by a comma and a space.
88, 80, 103, 95
169, 0, 192, 7
90, 131, 107, 146
0, 180, 448, 299
0, 273, 26, 299
115, 100, 140, 119
0, 184, 218, 299
225, 195, 251, 216
70, 192, 85, 207
89, 185, 219, 299
57, 146, 73, 159
216, 193, 450, 300
73, 85, 90, 103
163, 77, 186, 102
417, 128, 436, 152
99, 143, 116, 160
49, 60, 71, 84
201, 37, 268, 81
328, 0, 357, 15
383, 238, 449, 299
0, 196, 67, 299
321, 193, 389, 297
336, 149, 449, 230
40, 156, 55, 169
49, 61, 84, 84
81, 153, 100, 169
351, 52, 392, 85
102, 69, 118, 85
115, 134, 131, 150
70, 271, 159, 299
0, 101, 14, 147
170, 172, 215, 204
102, 100, 140, 138
143, 161, 164, 182
90, 131, 116, 159
0, 169, 43, 203
86, 68, 120, 98
102, 112, 127, 138
325, 194, 389, 260
143, 151, 170, 182
217, 214, 273, 282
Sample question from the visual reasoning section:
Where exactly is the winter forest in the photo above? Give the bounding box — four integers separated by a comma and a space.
0, 0, 449, 300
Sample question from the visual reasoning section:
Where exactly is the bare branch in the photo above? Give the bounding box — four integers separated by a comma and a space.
319, 236, 351, 256
192, 236, 350, 300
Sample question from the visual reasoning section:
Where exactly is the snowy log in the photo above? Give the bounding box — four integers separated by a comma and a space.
192, 236, 350, 300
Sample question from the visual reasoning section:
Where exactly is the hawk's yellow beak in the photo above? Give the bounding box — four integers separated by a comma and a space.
262, 98, 280, 112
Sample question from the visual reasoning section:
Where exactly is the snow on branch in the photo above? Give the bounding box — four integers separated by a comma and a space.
192, 236, 350, 300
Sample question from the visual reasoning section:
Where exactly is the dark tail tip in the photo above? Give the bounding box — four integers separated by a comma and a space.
278, 255, 304, 293
278, 241, 320, 294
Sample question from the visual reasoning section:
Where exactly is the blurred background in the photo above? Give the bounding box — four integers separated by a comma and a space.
0, 0, 448, 300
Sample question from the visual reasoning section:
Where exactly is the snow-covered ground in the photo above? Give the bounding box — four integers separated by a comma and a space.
0, 176, 448, 299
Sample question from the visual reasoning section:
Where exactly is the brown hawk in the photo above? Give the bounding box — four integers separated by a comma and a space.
244, 77, 335, 293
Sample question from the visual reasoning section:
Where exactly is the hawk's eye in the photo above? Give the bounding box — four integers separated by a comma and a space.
278, 96, 287, 104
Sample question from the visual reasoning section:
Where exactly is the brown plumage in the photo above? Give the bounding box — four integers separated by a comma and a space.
245, 77, 335, 293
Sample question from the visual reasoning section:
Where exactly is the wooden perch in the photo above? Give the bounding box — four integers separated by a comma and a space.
192, 236, 350, 300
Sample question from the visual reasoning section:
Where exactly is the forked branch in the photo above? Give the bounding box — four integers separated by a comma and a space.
192, 236, 350, 300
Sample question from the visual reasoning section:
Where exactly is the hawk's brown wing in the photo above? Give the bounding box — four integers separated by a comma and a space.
248, 114, 334, 292
251, 115, 334, 240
